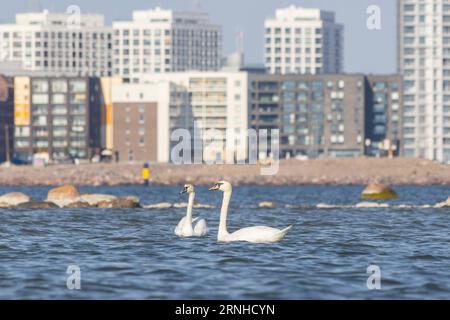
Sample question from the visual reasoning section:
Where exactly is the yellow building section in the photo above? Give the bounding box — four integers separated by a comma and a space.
14, 77, 31, 126
100, 77, 122, 150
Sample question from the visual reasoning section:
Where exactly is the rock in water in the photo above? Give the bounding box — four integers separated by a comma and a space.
46, 185, 81, 207
0, 192, 32, 207
144, 202, 173, 209
97, 196, 141, 208
80, 194, 118, 206
66, 201, 91, 208
17, 202, 59, 209
435, 197, 450, 208
355, 202, 390, 208
259, 201, 276, 209
360, 183, 398, 199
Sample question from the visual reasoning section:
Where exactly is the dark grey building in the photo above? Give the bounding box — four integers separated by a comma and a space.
13, 76, 105, 163
249, 73, 403, 159
0, 75, 14, 163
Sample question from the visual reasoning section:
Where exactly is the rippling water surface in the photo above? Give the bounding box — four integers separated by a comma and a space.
0, 185, 449, 299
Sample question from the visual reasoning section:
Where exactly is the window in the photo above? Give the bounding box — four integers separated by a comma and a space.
52, 80, 67, 93
69, 80, 86, 93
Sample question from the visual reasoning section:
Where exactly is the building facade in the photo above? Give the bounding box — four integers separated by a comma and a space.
365, 75, 403, 157
140, 72, 249, 163
249, 74, 402, 159
264, 5, 343, 75
111, 82, 174, 163
398, 0, 450, 162
0, 75, 14, 163
0, 10, 112, 77
113, 7, 222, 83
13, 76, 106, 163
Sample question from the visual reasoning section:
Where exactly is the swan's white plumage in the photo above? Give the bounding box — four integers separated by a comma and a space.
221, 225, 292, 243
193, 218, 208, 236
209, 181, 292, 243
175, 185, 208, 237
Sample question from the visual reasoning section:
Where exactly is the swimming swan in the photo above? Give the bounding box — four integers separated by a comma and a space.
174, 184, 208, 237
209, 181, 292, 243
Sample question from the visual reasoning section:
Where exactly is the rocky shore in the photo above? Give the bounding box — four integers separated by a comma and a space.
0, 157, 449, 186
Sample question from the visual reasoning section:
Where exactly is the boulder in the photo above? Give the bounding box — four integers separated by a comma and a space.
17, 201, 59, 209
194, 203, 215, 209
259, 201, 276, 209
46, 185, 81, 207
360, 183, 398, 199
66, 201, 91, 208
0, 192, 32, 207
97, 196, 141, 208
434, 197, 450, 208
355, 202, 389, 208
80, 194, 118, 206
316, 203, 341, 209
173, 203, 188, 208
144, 202, 173, 209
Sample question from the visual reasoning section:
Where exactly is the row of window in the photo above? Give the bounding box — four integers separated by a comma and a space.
114, 29, 219, 37
0, 31, 111, 40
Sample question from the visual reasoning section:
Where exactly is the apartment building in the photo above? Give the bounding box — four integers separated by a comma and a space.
111, 82, 176, 163
140, 71, 249, 163
398, 0, 450, 162
113, 7, 222, 83
12, 76, 106, 163
0, 75, 14, 163
0, 10, 112, 77
249, 73, 402, 159
264, 5, 343, 75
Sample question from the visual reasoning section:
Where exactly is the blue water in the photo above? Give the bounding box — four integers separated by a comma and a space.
0, 185, 449, 299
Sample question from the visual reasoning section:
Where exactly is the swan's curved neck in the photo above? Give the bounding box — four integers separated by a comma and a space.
186, 192, 195, 223
218, 190, 231, 239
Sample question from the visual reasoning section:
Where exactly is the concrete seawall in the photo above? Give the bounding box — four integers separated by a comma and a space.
0, 157, 449, 186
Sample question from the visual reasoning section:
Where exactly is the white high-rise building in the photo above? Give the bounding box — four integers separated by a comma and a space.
398, 0, 450, 163
138, 71, 249, 163
113, 7, 222, 83
264, 5, 343, 75
0, 10, 112, 77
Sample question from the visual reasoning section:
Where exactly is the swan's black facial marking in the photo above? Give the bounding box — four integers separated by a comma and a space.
180, 186, 188, 194
209, 182, 223, 191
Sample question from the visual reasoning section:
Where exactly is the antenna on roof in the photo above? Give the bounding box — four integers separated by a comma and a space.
192, 0, 202, 11
235, 29, 244, 55
29, 0, 42, 12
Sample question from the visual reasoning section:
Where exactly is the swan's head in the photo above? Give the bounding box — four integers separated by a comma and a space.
180, 184, 195, 194
209, 181, 232, 192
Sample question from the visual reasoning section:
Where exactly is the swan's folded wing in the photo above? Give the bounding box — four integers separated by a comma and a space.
229, 226, 290, 243
194, 218, 208, 236
174, 216, 187, 235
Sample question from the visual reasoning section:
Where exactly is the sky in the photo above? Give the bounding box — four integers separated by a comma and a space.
0, 0, 397, 74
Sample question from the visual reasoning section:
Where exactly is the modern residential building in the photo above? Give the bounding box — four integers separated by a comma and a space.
0, 10, 112, 77
0, 75, 14, 163
365, 75, 403, 157
113, 7, 222, 83
398, 0, 450, 163
140, 72, 249, 163
111, 82, 175, 163
249, 73, 402, 159
264, 5, 343, 75
12, 76, 108, 163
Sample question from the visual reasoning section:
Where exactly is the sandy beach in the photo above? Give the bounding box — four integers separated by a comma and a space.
0, 157, 449, 186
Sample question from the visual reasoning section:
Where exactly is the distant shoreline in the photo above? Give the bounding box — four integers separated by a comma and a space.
0, 157, 449, 186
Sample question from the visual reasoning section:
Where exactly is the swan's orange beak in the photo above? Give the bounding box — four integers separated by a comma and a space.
209, 183, 219, 191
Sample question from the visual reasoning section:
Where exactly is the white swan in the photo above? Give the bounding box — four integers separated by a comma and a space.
209, 181, 292, 243
174, 184, 208, 237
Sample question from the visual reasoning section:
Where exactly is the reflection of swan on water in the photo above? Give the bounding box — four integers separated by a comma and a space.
209, 181, 292, 243
174, 184, 207, 237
